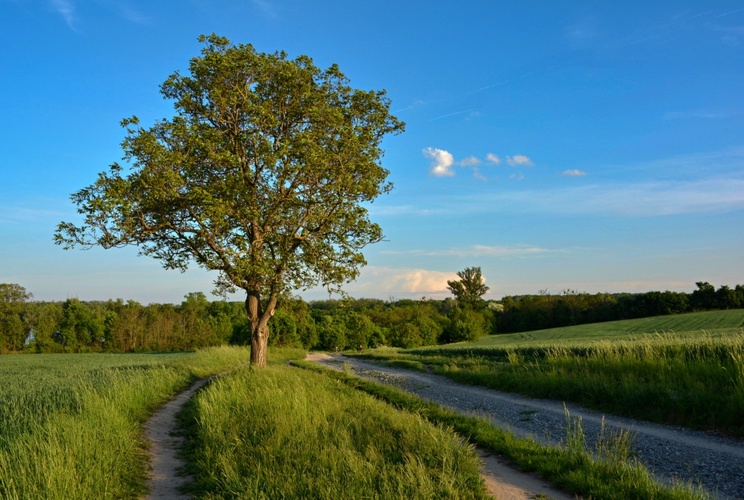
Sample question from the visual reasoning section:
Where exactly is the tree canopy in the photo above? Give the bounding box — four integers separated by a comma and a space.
55, 34, 404, 366
447, 267, 490, 309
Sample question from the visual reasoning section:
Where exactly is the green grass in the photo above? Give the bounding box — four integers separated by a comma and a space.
179, 361, 488, 499
293, 361, 708, 500
471, 309, 744, 348
0, 346, 252, 499
352, 310, 744, 435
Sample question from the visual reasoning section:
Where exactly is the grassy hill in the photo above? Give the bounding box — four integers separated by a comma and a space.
463, 309, 744, 349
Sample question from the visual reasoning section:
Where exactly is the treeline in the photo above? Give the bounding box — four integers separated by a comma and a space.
0, 289, 243, 353
2, 281, 743, 354
0, 283, 491, 353
497, 282, 744, 333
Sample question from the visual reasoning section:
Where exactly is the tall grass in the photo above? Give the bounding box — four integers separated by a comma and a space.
179, 363, 488, 499
294, 361, 709, 500
360, 330, 744, 435
0, 346, 251, 499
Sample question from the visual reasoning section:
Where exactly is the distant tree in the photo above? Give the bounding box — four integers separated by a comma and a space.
56, 299, 104, 350
55, 34, 404, 367
447, 267, 490, 309
691, 282, 717, 310
0, 283, 32, 352
441, 308, 489, 343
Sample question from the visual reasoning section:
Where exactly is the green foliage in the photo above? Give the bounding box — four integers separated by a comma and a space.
447, 267, 489, 309
441, 308, 491, 343
0, 347, 251, 499
180, 363, 487, 499
55, 34, 404, 366
0, 283, 32, 352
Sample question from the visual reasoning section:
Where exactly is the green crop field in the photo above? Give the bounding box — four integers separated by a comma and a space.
466, 309, 744, 349
0, 347, 251, 499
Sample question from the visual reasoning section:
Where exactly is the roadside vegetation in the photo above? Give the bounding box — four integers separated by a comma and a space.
179, 356, 488, 499
0, 346, 250, 499
293, 360, 709, 499
351, 311, 744, 436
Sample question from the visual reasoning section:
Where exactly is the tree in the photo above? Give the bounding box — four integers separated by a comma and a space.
447, 267, 490, 309
691, 281, 717, 311
0, 283, 32, 352
55, 35, 404, 367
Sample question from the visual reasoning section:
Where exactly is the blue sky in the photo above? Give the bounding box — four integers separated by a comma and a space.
2, 1, 743, 304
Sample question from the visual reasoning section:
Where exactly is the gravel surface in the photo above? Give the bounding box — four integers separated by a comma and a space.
319, 355, 744, 500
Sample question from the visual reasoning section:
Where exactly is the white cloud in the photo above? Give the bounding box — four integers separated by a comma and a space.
459, 156, 481, 167
342, 266, 459, 297
455, 177, 744, 216
383, 245, 549, 258
251, 0, 277, 18
507, 155, 534, 167
50, 0, 77, 30
509, 173, 525, 180
423, 147, 456, 177
473, 168, 488, 182
486, 153, 501, 165
561, 169, 587, 176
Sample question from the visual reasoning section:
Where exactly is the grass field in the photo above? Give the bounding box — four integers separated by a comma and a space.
0, 339, 715, 499
0, 347, 251, 499
469, 309, 744, 348
179, 359, 489, 499
352, 310, 744, 435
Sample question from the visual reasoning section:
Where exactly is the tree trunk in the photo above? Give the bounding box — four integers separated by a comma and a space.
249, 322, 269, 368
245, 290, 277, 368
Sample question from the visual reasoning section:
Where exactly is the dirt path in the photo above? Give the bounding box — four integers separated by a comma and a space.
308, 353, 744, 500
305, 352, 574, 500
144, 377, 214, 500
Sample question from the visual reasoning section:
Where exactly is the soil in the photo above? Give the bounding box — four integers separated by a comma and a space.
144, 377, 214, 500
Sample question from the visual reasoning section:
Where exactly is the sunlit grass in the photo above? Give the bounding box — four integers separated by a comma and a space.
294, 361, 709, 500
0, 346, 251, 499
352, 314, 744, 436
179, 361, 488, 499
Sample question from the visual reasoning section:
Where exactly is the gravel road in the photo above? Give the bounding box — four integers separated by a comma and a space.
317, 355, 744, 500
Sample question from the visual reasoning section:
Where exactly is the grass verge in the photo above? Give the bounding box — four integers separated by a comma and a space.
355, 329, 744, 436
178, 360, 489, 499
293, 360, 710, 500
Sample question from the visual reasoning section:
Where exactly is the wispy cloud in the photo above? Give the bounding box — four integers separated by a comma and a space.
561, 169, 587, 176
50, 0, 77, 30
663, 109, 740, 120
370, 204, 453, 217
114, 3, 152, 25
383, 245, 549, 258
423, 147, 455, 177
251, 0, 277, 18
470, 177, 744, 216
459, 156, 481, 167
506, 155, 534, 167
0, 205, 66, 224
486, 153, 501, 165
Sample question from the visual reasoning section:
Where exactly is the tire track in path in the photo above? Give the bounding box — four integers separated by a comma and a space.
144, 376, 214, 500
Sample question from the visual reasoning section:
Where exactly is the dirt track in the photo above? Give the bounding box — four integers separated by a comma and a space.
308, 353, 744, 500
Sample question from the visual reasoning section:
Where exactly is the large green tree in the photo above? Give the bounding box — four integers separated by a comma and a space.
55, 34, 404, 367
447, 267, 490, 309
